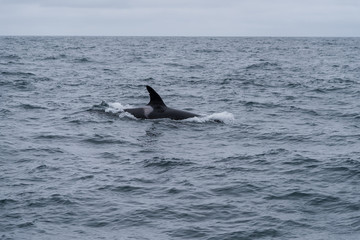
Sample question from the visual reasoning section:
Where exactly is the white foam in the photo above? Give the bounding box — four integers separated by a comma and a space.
105, 102, 132, 114
104, 102, 139, 120
119, 111, 138, 120
185, 111, 235, 124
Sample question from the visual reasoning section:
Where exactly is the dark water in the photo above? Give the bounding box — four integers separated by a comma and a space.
1, 36, 360, 240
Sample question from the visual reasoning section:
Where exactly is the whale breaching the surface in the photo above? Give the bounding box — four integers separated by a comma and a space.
124, 86, 200, 120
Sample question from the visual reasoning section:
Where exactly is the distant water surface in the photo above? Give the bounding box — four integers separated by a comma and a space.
1, 37, 360, 240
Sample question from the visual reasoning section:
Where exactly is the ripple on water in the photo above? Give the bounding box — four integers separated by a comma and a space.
26, 194, 76, 208
211, 183, 262, 197
97, 184, 148, 196
18, 103, 48, 110
142, 157, 195, 169
0, 198, 17, 207
82, 134, 129, 145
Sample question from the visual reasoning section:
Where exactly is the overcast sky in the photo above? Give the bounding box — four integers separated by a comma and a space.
1, 0, 359, 36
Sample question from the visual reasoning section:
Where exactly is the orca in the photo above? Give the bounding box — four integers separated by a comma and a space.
124, 86, 200, 120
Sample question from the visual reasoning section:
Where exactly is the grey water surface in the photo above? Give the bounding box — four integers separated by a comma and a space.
1, 37, 360, 240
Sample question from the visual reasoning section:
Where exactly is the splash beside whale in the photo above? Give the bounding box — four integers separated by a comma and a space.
124, 86, 200, 120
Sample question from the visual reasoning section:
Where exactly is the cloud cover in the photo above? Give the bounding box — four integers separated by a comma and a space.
0, 0, 359, 36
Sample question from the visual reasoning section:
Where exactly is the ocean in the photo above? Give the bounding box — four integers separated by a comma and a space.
0, 36, 359, 240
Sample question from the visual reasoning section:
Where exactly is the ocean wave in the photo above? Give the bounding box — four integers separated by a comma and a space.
163, 62, 205, 70
143, 157, 194, 169
245, 61, 281, 70
194, 49, 223, 53
13, 80, 35, 90
29, 164, 60, 173
26, 194, 76, 208
0, 54, 21, 60
34, 134, 70, 140
34, 76, 53, 82
164, 62, 184, 68
0, 108, 12, 116
242, 100, 281, 109
43, 56, 58, 60
1, 71, 35, 76
98, 184, 148, 196
74, 57, 92, 63
83, 134, 129, 145
0, 198, 17, 206
18, 103, 47, 110
42, 54, 67, 60
211, 183, 261, 196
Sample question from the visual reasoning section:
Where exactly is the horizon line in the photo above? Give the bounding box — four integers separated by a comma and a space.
1, 34, 360, 38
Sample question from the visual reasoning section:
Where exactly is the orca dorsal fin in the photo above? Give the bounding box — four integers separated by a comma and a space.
146, 86, 167, 107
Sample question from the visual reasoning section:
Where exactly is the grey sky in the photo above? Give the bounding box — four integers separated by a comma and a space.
1, 0, 359, 36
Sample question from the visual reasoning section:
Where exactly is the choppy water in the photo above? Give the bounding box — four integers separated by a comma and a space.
1, 36, 360, 240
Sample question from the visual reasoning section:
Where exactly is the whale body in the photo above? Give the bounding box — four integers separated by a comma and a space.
124, 86, 200, 120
